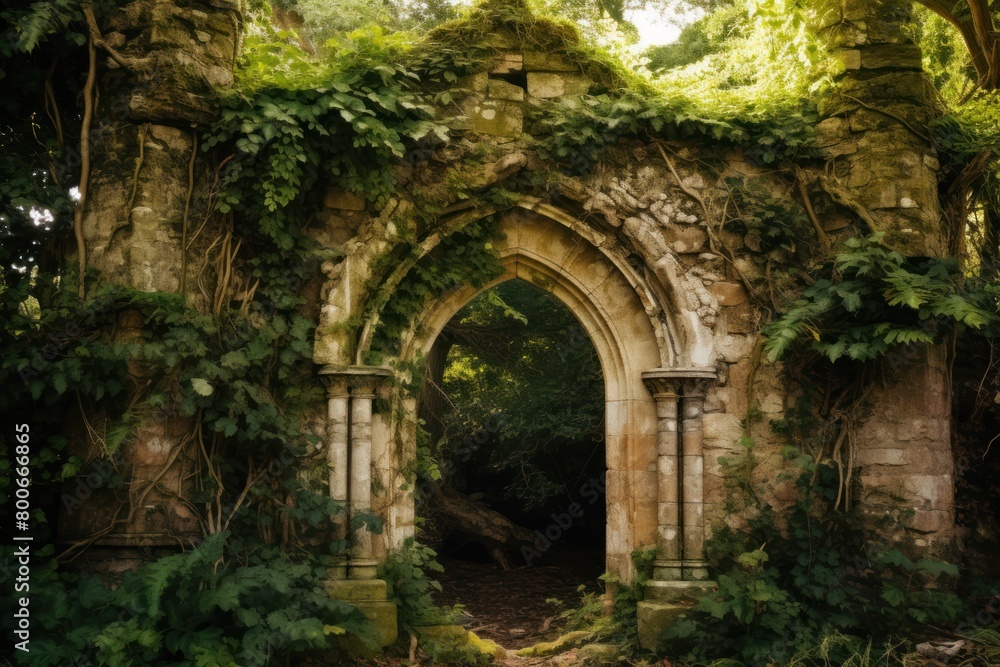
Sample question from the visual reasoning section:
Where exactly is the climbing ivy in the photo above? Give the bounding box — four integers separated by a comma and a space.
2, 535, 374, 667
366, 214, 504, 361
532, 92, 820, 175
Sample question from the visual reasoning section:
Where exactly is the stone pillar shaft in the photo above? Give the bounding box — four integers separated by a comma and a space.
325, 378, 350, 579
813, 0, 954, 554
643, 368, 715, 582
681, 383, 708, 580
349, 380, 377, 578
652, 387, 682, 580
320, 366, 389, 579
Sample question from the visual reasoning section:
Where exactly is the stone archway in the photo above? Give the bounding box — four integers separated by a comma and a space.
314, 200, 721, 630
401, 206, 665, 580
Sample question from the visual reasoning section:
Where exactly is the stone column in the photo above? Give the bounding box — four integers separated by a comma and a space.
57, 0, 241, 570
319, 365, 390, 579
641, 368, 716, 582
321, 373, 350, 579
681, 377, 712, 581
642, 374, 683, 581
348, 374, 380, 579
321, 365, 397, 646
638, 368, 716, 649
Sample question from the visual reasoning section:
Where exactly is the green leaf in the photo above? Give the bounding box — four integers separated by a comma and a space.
191, 378, 215, 396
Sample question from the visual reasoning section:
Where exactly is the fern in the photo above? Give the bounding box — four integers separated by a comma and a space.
764, 234, 997, 363
1, 0, 83, 57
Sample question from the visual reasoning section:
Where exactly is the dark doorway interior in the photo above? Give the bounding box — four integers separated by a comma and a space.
417, 279, 607, 647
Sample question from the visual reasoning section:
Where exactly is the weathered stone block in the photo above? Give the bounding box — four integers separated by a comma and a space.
487, 78, 525, 101
855, 447, 906, 467
861, 44, 923, 70
703, 412, 743, 444
527, 72, 591, 98
716, 334, 755, 363
325, 577, 388, 602
524, 52, 578, 71
491, 53, 523, 73
326, 578, 397, 646
351, 601, 399, 648
709, 281, 747, 306
459, 72, 489, 92
905, 509, 953, 535
724, 303, 757, 334
815, 117, 851, 147
644, 579, 716, 604
469, 99, 523, 137
840, 71, 929, 105
664, 225, 708, 254
838, 49, 862, 71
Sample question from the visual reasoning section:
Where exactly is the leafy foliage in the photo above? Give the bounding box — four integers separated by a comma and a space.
549, 546, 657, 653
659, 441, 967, 667
367, 215, 505, 361
725, 175, 814, 260
1, 535, 374, 666
378, 538, 460, 633
207, 27, 450, 236
764, 234, 997, 363
437, 280, 604, 512
534, 91, 819, 173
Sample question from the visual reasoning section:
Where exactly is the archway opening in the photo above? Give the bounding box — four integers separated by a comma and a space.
418, 278, 607, 646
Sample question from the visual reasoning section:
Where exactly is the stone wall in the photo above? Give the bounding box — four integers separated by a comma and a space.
61, 0, 957, 584
59, 0, 241, 569
815, 0, 955, 553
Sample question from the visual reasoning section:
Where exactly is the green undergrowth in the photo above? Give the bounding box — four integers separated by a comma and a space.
657, 439, 969, 667
544, 547, 657, 655
378, 538, 461, 634
0, 534, 375, 666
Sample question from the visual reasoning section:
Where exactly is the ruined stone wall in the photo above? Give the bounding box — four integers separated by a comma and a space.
60, 0, 241, 569
307, 49, 807, 577
61, 0, 957, 576
816, 0, 955, 552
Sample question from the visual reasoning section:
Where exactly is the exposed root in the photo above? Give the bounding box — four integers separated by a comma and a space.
794, 166, 830, 251
72, 35, 97, 299
818, 173, 882, 234
180, 132, 198, 298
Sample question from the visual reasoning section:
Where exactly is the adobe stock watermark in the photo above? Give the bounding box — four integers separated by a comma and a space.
10, 423, 34, 653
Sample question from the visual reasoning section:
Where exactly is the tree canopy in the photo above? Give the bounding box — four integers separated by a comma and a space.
430, 280, 605, 513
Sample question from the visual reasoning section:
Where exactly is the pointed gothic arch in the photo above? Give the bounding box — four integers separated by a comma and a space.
316, 200, 719, 583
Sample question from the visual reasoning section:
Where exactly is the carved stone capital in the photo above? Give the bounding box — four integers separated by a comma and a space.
642, 368, 717, 398
322, 375, 350, 399
319, 365, 392, 399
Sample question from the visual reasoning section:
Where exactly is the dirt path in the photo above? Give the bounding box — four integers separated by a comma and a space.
433, 550, 604, 650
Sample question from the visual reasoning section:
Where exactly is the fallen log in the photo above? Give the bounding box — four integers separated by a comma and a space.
428, 482, 535, 570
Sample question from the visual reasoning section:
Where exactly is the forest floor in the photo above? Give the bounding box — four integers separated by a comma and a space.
338, 547, 614, 666
433, 551, 605, 650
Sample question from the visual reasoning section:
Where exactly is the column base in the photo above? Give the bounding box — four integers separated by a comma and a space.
328, 557, 348, 580
681, 559, 709, 581
349, 558, 380, 580
638, 579, 717, 651
653, 559, 683, 580
653, 559, 709, 581
326, 577, 398, 647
